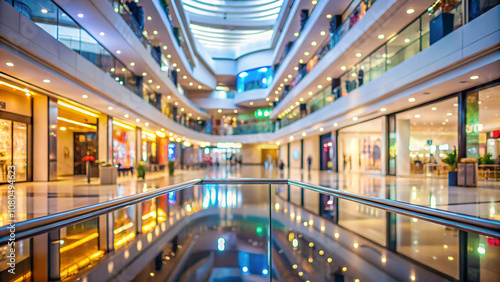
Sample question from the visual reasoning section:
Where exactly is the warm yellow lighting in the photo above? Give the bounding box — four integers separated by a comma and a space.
57, 117, 96, 129
354, 243, 359, 248
59, 232, 99, 253
57, 101, 99, 117
309, 242, 314, 247
381, 257, 387, 263
342, 267, 347, 272
156, 130, 166, 137
334, 232, 339, 238
112, 120, 134, 130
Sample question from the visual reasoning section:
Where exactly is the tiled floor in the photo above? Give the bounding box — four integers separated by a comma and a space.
0, 165, 499, 221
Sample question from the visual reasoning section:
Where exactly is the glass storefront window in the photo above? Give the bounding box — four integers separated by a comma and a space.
237, 66, 273, 93
113, 124, 136, 168
338, 118, 384, 173
395, 97, 458, 176
466, 85, 500, 179
0, 119, 28, 182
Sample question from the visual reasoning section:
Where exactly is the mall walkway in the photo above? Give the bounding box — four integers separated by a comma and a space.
1, 165, 499, 221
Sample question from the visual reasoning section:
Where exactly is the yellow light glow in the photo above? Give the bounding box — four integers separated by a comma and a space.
59, 232, 99, 253
57, 117, 96, 129
156, 130, 166, 137
112, 120, 134, 130
57, 101, 99, 117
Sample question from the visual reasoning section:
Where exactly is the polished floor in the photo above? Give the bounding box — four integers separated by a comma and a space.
0, 165, 499, 221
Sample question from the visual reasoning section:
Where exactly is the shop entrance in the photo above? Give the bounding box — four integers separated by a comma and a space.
73, 133, 97, 175
0, 118, 28, 182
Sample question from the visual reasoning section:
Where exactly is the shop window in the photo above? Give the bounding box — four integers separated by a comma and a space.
237, 67, 273, 93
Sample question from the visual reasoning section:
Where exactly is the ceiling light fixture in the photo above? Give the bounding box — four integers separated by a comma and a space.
6, 62, 14, 67
470, 75, 479, 80
378, 34, 384, 39
82, 95, 88, 99
130, 62, 135, 66
311, 41, 317, 46
43, 79, 51, 83
294, 32, 299, 37
333, 122, 338, 127
304, 52, 310, 56
356, 53, 362, 57
320, 31, 326, 36
136, 118, 140, 122
116, 50, 121, 54
124, 114, 129, 118
341, 66, 346, 70
407, 8, 415, 14
352, 117, 358, 121
408, 97, 416, 102
77, 13, 84, 18
108, 106, 113, 110
380, 108, 386, 112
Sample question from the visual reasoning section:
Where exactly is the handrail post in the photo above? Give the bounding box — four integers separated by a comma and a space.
268, 183, 273, 281
48, 230, 61, 280
99, 213, 114, 253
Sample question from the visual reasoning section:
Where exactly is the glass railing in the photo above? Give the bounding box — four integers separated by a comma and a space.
274, 0, 377, 78
6, 0, 142, 97
110, 0, 149, 47
1, 179, 498, 281
177, 118, 275, 136
279, 1, 465, 128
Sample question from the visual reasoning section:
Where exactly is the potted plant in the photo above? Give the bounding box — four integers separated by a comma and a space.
479, 153, 495, 165
99, 162, 117, 185
442, 147, 458, 186
168, 161, 175, 176
137, 162, 146, 180
429, 0, 459, 45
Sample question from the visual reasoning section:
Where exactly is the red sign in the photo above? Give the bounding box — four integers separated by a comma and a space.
82, 156, 95, 162
492, 130, 500, 138
488, 237, 500, 246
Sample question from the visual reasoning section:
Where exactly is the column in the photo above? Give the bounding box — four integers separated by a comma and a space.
136, 127, 142, 164
396, 119, 411, 176
98, 115, 109, 163
48, 98, 57, 180
381, 116, 389, 175
32, 95, 58, 181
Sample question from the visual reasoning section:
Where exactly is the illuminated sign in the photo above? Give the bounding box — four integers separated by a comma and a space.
216, 142, 242, 149
168, 143, 176, 161
254, 108, 272, 118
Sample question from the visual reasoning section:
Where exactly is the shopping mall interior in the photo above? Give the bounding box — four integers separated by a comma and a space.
0, 0, 499, 281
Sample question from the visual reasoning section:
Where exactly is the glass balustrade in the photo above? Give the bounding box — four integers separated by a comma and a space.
1, 179, 498, 281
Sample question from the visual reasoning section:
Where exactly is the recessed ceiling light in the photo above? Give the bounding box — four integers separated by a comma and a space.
6, 62, 14, 67
326, 14, 332, 18
276, 141, 280, 145
153, 30, 158, 35
122, 114, 129, 119
163, 46, 167, 50
82, 94, 88, 99
380, 107, 386, 112
319, 128, 324, 132
308, 91, 313, 95
99, 32, 105, 36
311, 41, 317, 46
446, 112, 452, 116
404, 39, 410, 43
156, 85, 160, 89
408, 97, 416, 102
130, 62, 135, 66
341, 66, 346, 70
218, 109, 222, 113
198, 85, 202, 89
234, 109, 238, 113
174, 102, 178, 105
145, 122, 149, 126
167, 95, 171, 99
317, 85, 322, 89
41, 8, 48, 13
378, 34, 384, 39
414, 114, 420, 118
453, 103, 458, 107
77, 13, 84, 18
288, 74, 292, 78
142, 72, 147, 76
284, 78, 288, 82
470, 75, 479, 80
431, 107, 437, 110
189, 82, 193, 86
312, 0, 317, 4
333, 122, 338, 127
116, 50, 121, 54
147, 16, 152, 20
327, 77, 332, 81
172, 63, 177, 67
148, 79, 153, 83
302, 132, 306, 136
176, 68, 180, 72
108, 106, 113, 110
136, 118, 140, 122
266, 97, 270, 101
294, 32, 299, 37
250, 102, 254, 105
299, 59, 304, 64
290, 136, 294, 140
180, 108, 185, 112
275, 91, 279, 94
352, 117, 358, 121
320, 31, 326, 36
294, 66, 299, 70
356, 53, 362, 57
406, 8, 415, 14
299, 97, 304, 102
304, 52, 310, 56
43, 79, 51, 83
167, 54, 171, 58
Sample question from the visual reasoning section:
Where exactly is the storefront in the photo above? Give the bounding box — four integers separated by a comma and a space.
394, 96, 458, 176
319, 133, 334, 171
0, 81, 32, 182
338, 118, 384, 174
112, 119, 136, 168
141, 130, 157, 165
56, 100, 99, 177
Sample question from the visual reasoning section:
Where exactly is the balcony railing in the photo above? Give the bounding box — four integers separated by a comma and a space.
279, 0, 466, 127
1, 178, 499, 281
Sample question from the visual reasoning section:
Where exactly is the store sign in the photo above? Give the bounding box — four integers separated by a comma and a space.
0, 101, 5, 110
466, 123, 483, 134
492, 130, 500, 138
254, 108, 272, 118
216, 142, 242, 149
168, 143, 176, 161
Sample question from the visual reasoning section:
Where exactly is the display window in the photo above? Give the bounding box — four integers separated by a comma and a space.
141, 131, 157, 163
338, 118, 383, 173
0, 84, 32, 183
395, 97, 458, 176
237, 66, 273, 93
466, 84, 500, 180
56, 100, 99, 177
113, 121, 136, 168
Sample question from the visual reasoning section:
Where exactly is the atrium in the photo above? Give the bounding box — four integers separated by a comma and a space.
0, 0, 499, 281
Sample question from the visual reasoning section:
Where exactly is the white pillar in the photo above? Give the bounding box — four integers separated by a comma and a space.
381, 117, 388, 175
396, 119, 411, 176
98, 114, 109, 163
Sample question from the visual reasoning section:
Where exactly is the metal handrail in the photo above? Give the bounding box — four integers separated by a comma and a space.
1, 178, 499, 245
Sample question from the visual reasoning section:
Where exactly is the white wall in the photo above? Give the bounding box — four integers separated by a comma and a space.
289, 141, 301, 169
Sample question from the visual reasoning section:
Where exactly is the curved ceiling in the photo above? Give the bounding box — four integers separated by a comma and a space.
181, 0, 285, 56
